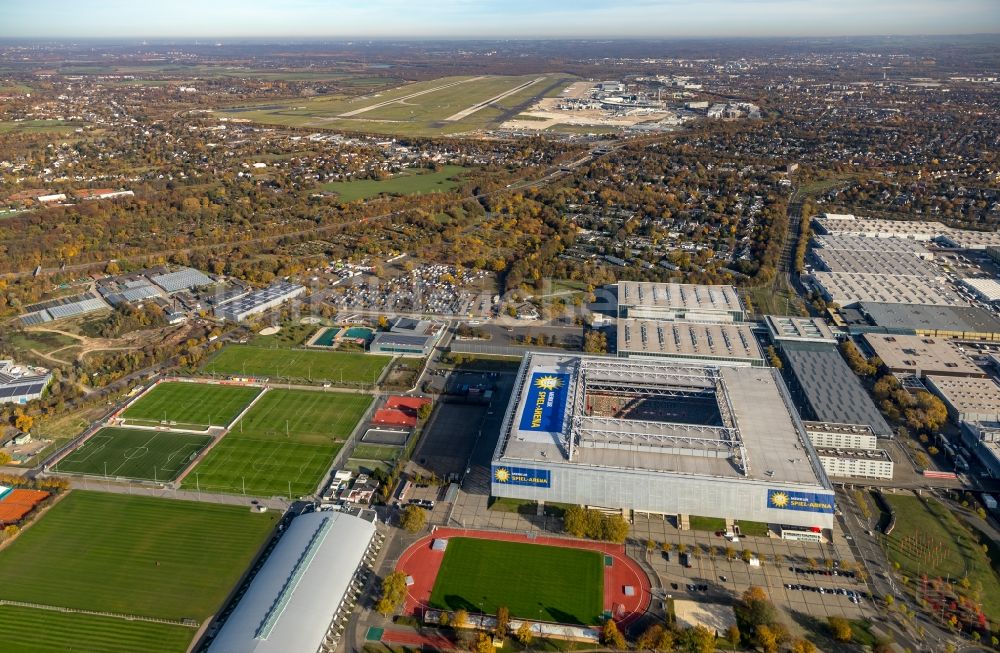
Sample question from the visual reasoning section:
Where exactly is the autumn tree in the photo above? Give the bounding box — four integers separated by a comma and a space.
495, 606, 510, 636
828, 616, 853, 643
515, 621, 534, 645
602, 619, 626, 649
400, 504, 427, 533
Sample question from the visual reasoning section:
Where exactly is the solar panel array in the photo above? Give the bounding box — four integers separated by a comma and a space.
22, 294, 110, 324
0, 382, 46, 399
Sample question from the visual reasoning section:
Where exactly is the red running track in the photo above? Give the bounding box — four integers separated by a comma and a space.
395, 527, 651, 626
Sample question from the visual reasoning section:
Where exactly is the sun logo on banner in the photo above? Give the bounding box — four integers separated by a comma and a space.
494, 468, 511, 483
769, 491, 790, 508
534, 375, 564, 391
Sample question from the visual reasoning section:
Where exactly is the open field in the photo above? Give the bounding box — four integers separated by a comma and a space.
321, 165, 468, 202
203, 345, 391, 385
351, 443, 402, 462
0, 119, 86, 135
219, 74, 576, 136
7, 330, 77, 354
181, 389, 370, 496
52, 428, 212, 481
0, 492, 277, 651
121, 381, 260, 429
884, 493, 1000, 621
1, 605, 195, 653
428, 537, 603, 625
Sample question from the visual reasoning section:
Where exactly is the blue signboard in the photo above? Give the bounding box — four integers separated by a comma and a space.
767, 489, 835, 514
518, 372, 570, 433
493, 465, 551, 488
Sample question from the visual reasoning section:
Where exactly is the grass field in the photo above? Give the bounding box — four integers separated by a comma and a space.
221, 74, 576, 136
428, 538, 603, 625
321, 165, 468, 202
181, 389, 371, 496
884, 494, 1000, 621
0, 491, 276, 651
1, 605, 196, 653
52, 428, 212, 481
351, 443, 402, 462
0, 119, 86, 135
121, 381, 261, 428
203, 345, 391, 385
7, 330, 78, 354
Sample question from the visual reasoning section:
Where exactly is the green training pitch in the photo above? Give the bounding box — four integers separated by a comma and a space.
52, 428, 211, 481
0, 491, 277, 652
428, 538, 604, 625
1, 605, 196, 653
203, 345, 391, 385
121, 381, 261, 429
181, 389, 372, 497
321, 165, 468, 202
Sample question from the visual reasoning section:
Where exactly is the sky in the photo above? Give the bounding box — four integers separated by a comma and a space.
2, 0, 999, 39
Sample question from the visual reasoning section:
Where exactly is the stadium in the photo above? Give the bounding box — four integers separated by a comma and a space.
491, 353, 836, 536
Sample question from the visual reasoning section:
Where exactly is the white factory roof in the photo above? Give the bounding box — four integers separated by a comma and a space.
938, 231, 1000, 250
812, 214, 947, 241
764, 316, 837, 345
618, 281, 742, 314
812, 248, 941, 278
812, 272, 964, 307
617, 319, 762, 362
862, 333, 983, 377
925, 375, 1000, 421
960, 278, 1000, 302
208, 511, 376, 653
813, 234, 933, 258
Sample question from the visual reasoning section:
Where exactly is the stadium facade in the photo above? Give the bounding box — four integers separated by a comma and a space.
491, 353, 836, 533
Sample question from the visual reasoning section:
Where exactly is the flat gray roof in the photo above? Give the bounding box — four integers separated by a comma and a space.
208, 511, 375, 653
856, 302, 1000, 335
618, 281, 742, 314
813, 272, 963, 306
617, 319, 762, 361
862, 333, 984, 377
781, 344, 893, 437
813, 248, 941, 277
925, 375, 1000, 418
765, 315, 837, 344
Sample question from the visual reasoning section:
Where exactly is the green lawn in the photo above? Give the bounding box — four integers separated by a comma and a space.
351, 443, 402, 462
0, 119, 85, 135
0, 605, 196, 653
428, 538, 603, 625
181, 389, 371, 496
688, 515, 727, 532
7, 330, 77, 354
203, 345, 391, 385
52, 428, 212, 481
122, 381, 260, 429
884, 494, 1000, 621
321, 165, 468, 202
0, 491, 276, 648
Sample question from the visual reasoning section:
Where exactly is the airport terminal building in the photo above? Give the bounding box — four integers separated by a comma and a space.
491, 353, 836, 533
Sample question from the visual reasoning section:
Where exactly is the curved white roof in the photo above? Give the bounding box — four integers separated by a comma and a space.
208, 511, 375, 653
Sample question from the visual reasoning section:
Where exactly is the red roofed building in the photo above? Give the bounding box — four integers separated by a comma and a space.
373, 408, 417, 428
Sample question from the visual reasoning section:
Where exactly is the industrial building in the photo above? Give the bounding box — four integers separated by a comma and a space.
924, 375, 1000, 423
369, 317, 444, 357
0, 360, 51, 405
811, 272, 963, 307
960, 278, 1000, 304
813, 234, 933, 259
148, 267, 214, 293
812, 214, 946, 241
214, 281, 305, 322
778, 345, 892, 437
617, 281, 744, 323
861, 333, 985, 378
491, 353, 836, 533
842, 302, 1000, 341
207, 511, 380, 653
616, 319, 764, 367
814, 448, 894, 480
936, 231, 1000, 250
958, 421, 1000, 479
764, 315, 837, 346
19, 292, 110, 326
812, 248, 941, 278
803, 422, 878, 450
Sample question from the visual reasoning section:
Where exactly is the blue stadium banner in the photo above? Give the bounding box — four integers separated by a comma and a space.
518, 372, 570, 433
492, 465, 551, 488
766, 489, 835, 514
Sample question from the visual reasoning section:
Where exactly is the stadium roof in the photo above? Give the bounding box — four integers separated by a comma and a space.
495, 352, 826, 486
780, 344, 892, 436
854, 302, 1000, 336
208, 511, 376, 653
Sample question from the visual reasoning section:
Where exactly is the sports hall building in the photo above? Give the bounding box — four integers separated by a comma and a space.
491, 353, 836, 535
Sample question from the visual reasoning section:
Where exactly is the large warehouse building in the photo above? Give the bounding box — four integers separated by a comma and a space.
616, 319, 764, 367
491, 353, 836, 534
0, 360, 52, 405
617, 281, 745, 323
207, 510, 380, 653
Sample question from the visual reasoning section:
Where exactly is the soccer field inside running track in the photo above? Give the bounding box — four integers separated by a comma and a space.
180, 389, 372, 496
428, 538, 604, 625
52, 427, 212, 481
0, 491, 278, 653
121, 381, 261, 429
202, 345, 391, 385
